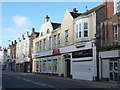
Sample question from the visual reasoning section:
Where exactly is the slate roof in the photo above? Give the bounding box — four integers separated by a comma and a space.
51, 22, 61, 30
82, 4, 104, 15
70, 12, 81, 18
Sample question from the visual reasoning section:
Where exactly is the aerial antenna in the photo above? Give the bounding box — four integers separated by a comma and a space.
85, 5, 88, 12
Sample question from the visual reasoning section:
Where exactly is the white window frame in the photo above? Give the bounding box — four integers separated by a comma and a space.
49, 37, 52, 49
54, 35, 57, 46
76, 24, 79, 39
83, 22, 88, 38
39, 40, 42, 51
58, 33, 60, 44
65, 30, 68, 42
114, 25, 118, 41
43, 39, 46, 50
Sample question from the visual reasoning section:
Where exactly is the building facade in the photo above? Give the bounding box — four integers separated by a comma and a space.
32, 5, 105, 81
99, 0, 120, 82
16, 32, 30, 72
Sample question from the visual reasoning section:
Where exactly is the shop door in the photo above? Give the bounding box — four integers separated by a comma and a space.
65, 59, 71, 77
109, 60, 118, 82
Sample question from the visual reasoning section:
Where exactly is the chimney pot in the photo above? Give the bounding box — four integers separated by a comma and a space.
45, 15, 50, 22
73, 8, 78, 13
22, 35, 24, 40
27, 31, 29, 36
32, 28, 35, 33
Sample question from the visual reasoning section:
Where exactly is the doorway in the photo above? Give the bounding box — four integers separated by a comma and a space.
65, 59, 71, 77
109, 59, 118, 82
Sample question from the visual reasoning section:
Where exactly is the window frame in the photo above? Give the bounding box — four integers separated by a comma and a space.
65, 30, 68, 42
114, 25, 118, 41
58, 33, 60, 44
43, 39, 46, 50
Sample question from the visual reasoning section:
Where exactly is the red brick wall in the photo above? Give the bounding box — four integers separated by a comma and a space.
105, 1, 114, 19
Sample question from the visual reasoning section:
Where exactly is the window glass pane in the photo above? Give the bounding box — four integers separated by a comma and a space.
114, 73, 118, 81
84, 23, 88, 29
110, 73, 113, 81
114, 62, 118, 71
79, 31, 81, 38
58, 34, 60, 44
79, 23, 81, 30
76, 24, 78, 39
65, 30, 68, 42
110, 63, 113, 71
54, 35, 56, 44
84, 31, 88, 37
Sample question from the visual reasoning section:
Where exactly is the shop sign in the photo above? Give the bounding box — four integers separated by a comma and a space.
52, 49, 60, 55
72, 49, 92, 58
28, 55, 32, 58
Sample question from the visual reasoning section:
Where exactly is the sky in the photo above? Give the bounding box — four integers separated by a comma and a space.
1, 1, 103, 48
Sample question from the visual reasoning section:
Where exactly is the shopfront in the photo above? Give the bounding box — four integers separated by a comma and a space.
99, 50, 120, 82
72, 49, 96, 81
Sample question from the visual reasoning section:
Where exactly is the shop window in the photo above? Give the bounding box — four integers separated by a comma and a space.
53, 59, 57, 73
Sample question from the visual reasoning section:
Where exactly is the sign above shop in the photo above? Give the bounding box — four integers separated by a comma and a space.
74, 42, 86, 48
52, 49, 60, 55
72, 49, 92, 58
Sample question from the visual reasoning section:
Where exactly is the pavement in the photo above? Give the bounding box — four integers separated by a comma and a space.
2, 71, 120, 89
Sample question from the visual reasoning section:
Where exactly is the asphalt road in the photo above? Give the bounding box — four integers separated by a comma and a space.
2, 71, 97, 89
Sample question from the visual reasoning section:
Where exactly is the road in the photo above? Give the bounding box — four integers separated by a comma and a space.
2, 71, 97, 89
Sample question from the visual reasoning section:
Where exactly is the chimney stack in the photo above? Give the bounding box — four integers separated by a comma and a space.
27, 31, 29, 37
72, 8, 78, 13
14, 40, 17, 44
32, 28, 35, 33
12, 41, 13, 45
18, 37, 20, 42
45, 15, 50, 22
22, 35, 24, 40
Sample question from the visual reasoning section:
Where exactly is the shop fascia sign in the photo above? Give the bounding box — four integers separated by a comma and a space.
32, 54, 40, 58
74, 42, 86, 48
52, 49, 60, 55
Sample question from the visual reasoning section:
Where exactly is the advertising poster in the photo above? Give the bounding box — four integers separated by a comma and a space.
47, 60, 52, 73
39, 61, 42, 72
43, 60, 46, 72
53, 59, 57, 73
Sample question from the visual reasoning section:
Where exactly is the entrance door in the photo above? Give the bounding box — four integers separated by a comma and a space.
109, 60, 118, 82
65, 59, 71, 77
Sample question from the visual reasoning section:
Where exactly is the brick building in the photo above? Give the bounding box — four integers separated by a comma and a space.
29, 28, 39, 72
99, 0, 120, 82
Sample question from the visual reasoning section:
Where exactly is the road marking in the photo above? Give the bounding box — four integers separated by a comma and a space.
36, 82, 55, 88
15, 77, 55, 88
15, 76, 21, 79
6, 78, 10, 79
23, 79, 31, 82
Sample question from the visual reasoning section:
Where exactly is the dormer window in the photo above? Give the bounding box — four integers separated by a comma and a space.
47, 29, 50, 34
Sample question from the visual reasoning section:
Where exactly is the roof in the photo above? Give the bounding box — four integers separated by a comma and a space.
51, 22, 61, 30
70, 12, 81, 18
82, 4, 104, 15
